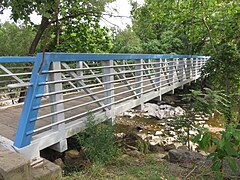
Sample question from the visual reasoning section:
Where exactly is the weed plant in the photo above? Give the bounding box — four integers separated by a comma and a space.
76, 114, 120, 165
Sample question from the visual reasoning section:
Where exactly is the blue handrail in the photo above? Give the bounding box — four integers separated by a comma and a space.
37, 52, 210, 62
0, 56, 36, 63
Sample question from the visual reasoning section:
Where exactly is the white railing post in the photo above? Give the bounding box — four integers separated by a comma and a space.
186, 58, 191, 80
168, 58, 174, 94
180, 58, 185, 83
102, 60, 115, 124
193, 58, 197, 81
154, 58, 161, 101
76, 61, 83, 90
76, 61, 83, 77
135, 59, 144, 110
200, 58, 204, 75
48, 61, 67, 152
122, 60, 126, 78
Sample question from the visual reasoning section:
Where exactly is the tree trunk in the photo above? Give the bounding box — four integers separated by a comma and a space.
18, 16, 50, 103
28, 16, 50, 55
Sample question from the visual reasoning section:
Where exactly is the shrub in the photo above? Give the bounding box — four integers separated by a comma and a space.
76, 114, 120, 164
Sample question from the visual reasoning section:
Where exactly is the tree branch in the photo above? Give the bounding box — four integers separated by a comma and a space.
202, 17, 217, 53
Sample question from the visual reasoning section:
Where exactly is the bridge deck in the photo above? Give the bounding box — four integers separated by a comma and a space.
0, 77, 192, 142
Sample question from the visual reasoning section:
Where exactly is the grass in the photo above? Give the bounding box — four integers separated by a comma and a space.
62, 153, 191, 180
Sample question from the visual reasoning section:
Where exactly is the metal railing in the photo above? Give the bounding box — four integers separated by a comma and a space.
0, 53, 210, 161
0, 57, 35, 108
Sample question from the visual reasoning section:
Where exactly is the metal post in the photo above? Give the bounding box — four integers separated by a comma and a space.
154, 58, 161, 101
192, 58, 196, 80
168, 58, 174, 94
186, 58, 191, 80
135, 59, 144, 110
122, 60, 126, 78
178, 58, 183, 82
76, 61, 83, 77
102, 60, 115, 125
48, 62, 67, 152
76, 61, 83, 90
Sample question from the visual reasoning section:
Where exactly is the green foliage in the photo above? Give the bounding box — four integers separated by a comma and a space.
46, 0, 113, 53
171, 116, 197, 150
142, 31, 183, 54
136, 138, 149, 154
0, 22, 35, 56
111, 26, 143, 53
131, 0, 240, 95
202, 44, 240, 94
185, 88, 231, 122
193, 125, 240, 175
76, 114, 120, 164
2, 0, 114, 54
49, 21, 112, 53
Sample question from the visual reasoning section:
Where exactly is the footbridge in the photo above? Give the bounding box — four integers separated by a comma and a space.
0, 53, 209, 163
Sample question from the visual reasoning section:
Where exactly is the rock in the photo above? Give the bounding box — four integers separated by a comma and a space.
64, 149, 86, 167
116, 132, 125, 138
189, 130, 198, 135
155, 130, 163, 136
169, 131, 176, 137
167, 118, 175, 122
163, 137, 176, 144
169, 109, 175, 116
159, 122, 166, 126
123, 132, 149, 153
136, 125, 144, 132
143, 103, 184, 119
149, 141, 159, 146
162, 95, 176, 105
123, 111, 136, 118
143, 103, 164, 119
163, 143, 176, 151
54, 158, 64, 168
149, 144, 165, 153
203, 124, 209, 128
174, 106, 185, 116
65, 149, 80, 159
126, 150, 143, 157
177, 146, 188, 150
186, 141, 198, 151
168, 149, 205, 164
149, 135, 163, 145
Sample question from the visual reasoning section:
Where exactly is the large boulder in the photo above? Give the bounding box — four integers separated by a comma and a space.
168, 149, 205, 164
143, 103, 164, 119
143, 103, 185, 120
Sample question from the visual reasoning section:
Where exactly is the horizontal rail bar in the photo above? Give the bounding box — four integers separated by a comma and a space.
7, 82, 32, 88
38, 52, 210, 62
0, 57, 36, 63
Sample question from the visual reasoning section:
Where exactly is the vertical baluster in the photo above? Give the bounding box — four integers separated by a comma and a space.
193, 58, 198, 82
154, 58, 161, 101
102, 60, 115, 124
168, 58, 174, 94
186, 58, 191, 80
48, 62, 67, 152
135, 59, 144, 110
76, 61, 83, 90
179, 58, 184, 82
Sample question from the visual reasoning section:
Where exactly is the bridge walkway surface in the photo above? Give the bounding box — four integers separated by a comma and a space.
0, 53, 209, 163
